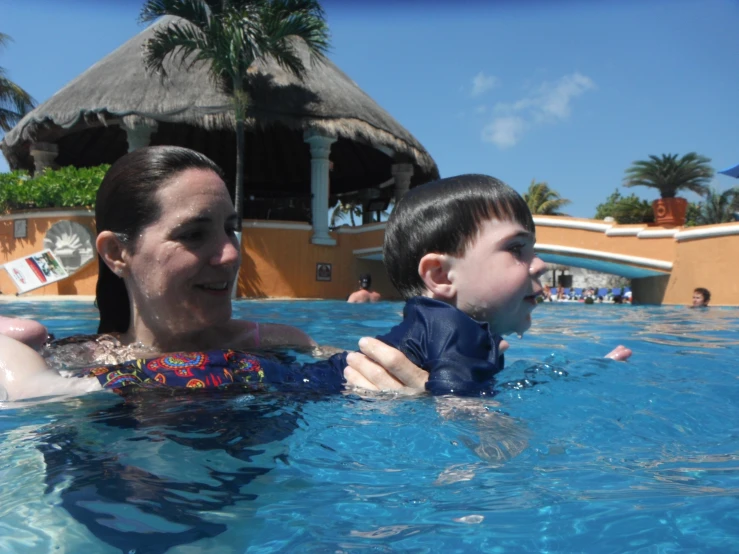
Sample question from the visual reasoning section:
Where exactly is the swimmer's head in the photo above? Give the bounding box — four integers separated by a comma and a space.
692, 287, 711, 307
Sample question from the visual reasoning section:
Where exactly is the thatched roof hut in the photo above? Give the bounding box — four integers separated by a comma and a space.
1, 16, 438, 220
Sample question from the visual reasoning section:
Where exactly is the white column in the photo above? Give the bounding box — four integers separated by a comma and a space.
391, 163, 414, 202
124, 121, 158, 152
30, 142, 59, 174
304, 130, 337, 246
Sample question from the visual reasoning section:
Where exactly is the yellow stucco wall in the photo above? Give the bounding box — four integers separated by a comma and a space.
663, 227, 739, 306
1, 212, 737, 306
0, 213, 400, 301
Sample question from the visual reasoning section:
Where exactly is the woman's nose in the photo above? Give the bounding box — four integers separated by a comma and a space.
211, 233, 241, 266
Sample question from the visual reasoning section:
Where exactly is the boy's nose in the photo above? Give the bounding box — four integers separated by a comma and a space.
529, 256, 547, 277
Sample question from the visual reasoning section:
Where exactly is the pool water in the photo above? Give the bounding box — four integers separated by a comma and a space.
1, 300, 738, 553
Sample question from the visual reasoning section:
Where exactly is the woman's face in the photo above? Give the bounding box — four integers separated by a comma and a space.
123, 168, 241, 338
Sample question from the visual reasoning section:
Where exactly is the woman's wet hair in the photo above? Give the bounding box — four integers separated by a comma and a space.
383, 174, 535, 299
95, 146, 226, 334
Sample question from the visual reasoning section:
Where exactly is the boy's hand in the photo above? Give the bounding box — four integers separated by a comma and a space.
344, 337, 428, 393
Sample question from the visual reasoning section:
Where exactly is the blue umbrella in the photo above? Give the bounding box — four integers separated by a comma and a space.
719, 163, 739, 178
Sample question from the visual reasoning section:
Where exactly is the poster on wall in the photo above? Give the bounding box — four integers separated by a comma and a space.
2, 249, 69, 294
316, 263, 332, 282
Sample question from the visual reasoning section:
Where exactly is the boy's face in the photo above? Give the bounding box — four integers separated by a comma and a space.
692, 291, 707, 307
447, 218, 546, 336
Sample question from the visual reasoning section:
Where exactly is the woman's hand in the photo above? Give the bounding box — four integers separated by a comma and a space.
344, 337, 428, 394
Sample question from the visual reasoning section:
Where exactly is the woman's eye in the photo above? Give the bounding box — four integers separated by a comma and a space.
179, 230, 205, 242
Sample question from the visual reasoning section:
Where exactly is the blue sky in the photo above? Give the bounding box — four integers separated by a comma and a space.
1, 0, 738, 217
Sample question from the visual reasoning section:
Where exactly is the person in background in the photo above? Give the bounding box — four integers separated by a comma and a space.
691, 287, 711, 308
541, 284, 552, 302
347, 273, 382, 303
556, 284, 565, 301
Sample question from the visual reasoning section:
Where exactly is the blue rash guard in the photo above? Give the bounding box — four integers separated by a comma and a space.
373, 297, 504, 396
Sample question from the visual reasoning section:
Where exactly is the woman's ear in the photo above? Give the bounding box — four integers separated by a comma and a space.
418, 253, 455, 300
96, 231, 128, 277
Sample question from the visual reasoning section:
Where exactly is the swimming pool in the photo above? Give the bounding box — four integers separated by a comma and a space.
1, 300, 738, 552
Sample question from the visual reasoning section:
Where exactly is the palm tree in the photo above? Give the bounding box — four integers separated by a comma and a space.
523, 179, 571, 215
140, 0, 330, 225
623, 153, 714, 199
330, 199, 361, 227
0, 33, 35, 132
694, 187, 739, 225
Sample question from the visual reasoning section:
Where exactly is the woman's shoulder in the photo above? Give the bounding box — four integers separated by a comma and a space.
224, 319, 315, 350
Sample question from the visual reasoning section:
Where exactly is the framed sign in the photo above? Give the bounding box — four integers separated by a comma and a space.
13, 219, 27, 239
316, 262, 332, 282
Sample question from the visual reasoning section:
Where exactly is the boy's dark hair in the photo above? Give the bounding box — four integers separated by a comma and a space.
694, 287, 711, 303
383, 174, 535, 299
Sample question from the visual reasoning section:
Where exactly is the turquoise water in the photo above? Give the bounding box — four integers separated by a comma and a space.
1, 300, 738, 553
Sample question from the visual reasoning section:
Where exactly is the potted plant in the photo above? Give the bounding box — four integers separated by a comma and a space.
623, 153, 714, 227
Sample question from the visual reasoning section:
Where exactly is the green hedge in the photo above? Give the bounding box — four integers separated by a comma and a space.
0, 165, 109, 213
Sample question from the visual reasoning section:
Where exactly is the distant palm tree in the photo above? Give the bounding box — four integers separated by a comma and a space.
524, 179, 571, 215
695, 187, 739, 225
623, 153, 714, 199
140, 0, 330, 225
0, 32, 35, 132
330, 199, 361, 227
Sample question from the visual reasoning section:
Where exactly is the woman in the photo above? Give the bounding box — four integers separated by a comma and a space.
0, 146, 427, 400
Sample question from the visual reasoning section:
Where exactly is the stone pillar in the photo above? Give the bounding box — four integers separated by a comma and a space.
124, 121, 158, 152
391, 163, 414, 202
30, 142, 59, 174
304, 130, 337, 245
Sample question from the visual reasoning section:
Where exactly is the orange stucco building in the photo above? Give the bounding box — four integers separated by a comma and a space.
2, 210, 738, 306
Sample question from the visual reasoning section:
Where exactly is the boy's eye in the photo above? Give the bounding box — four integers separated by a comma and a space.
508, 244, 524, 256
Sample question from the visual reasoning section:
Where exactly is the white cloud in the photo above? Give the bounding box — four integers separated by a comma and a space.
481, 116, 527, 149
482, 72, 596, 148
471, 71, 499, 97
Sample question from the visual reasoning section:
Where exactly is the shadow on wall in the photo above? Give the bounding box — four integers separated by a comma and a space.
631, 275, 670, 305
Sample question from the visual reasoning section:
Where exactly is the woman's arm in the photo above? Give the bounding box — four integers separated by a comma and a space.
0, 334, 102, 401
0, 316, 49, 351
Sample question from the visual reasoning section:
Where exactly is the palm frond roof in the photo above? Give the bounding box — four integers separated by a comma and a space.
1, 16, 438, 179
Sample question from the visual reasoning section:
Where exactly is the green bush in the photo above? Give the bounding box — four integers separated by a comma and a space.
0, 164, 109, 213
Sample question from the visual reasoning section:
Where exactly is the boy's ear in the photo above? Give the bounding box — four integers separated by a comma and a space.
418, 253, 455, 300
95, 231, 129, 277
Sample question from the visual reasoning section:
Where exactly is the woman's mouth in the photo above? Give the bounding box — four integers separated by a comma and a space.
196, 282, 229, 292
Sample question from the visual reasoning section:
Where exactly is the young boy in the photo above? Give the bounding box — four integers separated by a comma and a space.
347, 174, 631, 395
373, 174, 546, 396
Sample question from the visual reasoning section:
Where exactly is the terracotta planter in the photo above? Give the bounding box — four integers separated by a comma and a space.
652, 197, 688, 227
